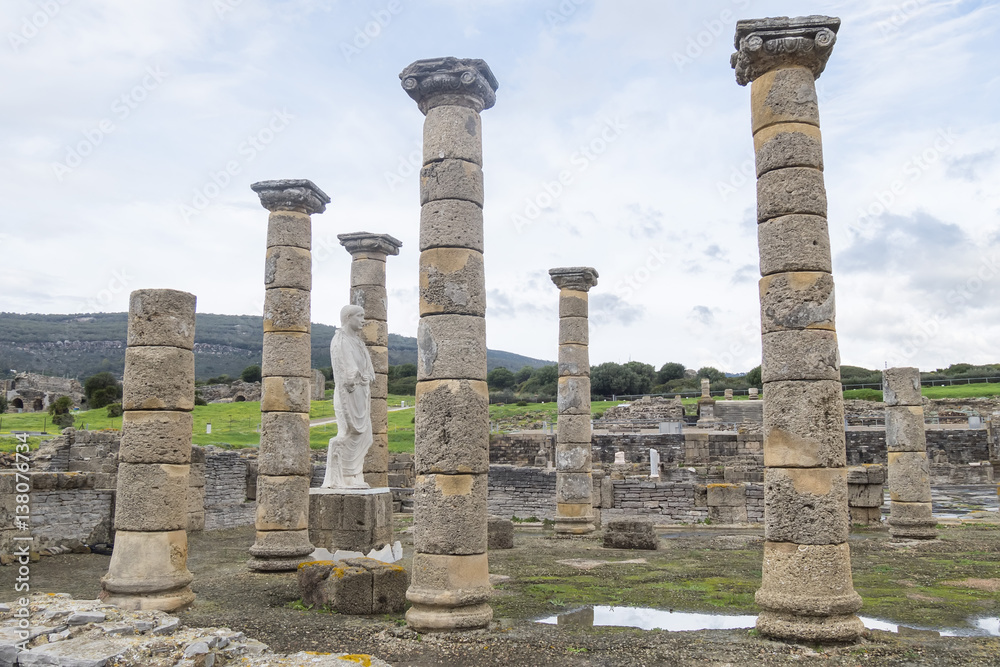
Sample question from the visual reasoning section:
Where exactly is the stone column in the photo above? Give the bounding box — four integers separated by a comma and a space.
884, 367, 936, 539
549, 267, 598, 535
101, 289, 197, 611
248, 179, 330, 572
399, 57, 498, 632
732, 16, 863, 642
697, 378, 718, 427
338, 232, 403, 489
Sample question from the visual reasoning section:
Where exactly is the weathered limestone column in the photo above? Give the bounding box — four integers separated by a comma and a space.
884, 367, 936, 539
549, 267, 598, 535
732, 16, 863, 642
339, 232, 403, 489
248, 179, 329, 572
399, 57, 498, 632
101, 289, 196, 611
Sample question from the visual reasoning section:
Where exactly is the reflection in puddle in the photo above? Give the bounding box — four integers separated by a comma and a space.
537, 606, 1000, 637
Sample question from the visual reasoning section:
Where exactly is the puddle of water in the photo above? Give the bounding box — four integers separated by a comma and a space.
536, 606, 1000, 637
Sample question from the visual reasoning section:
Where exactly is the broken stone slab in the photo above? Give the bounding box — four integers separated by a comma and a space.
298, 557, 409, 615
487, 516, 514, 550
17, 636, 134, 667
603, 519, 658, 550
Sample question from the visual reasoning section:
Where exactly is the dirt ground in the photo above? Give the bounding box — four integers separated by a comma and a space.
8, 517, 1000, 666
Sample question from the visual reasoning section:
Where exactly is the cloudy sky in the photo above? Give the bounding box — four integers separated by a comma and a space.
2, 0, 998, 373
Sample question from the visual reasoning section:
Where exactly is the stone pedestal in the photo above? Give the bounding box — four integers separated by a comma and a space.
550, 267, 599, 535
733, 16, 863, 642
885, 367, 936, 539
400, 56, 498, 632
248, 179, 329, 572
308, 487, 393, 553
101, 289, 197, 612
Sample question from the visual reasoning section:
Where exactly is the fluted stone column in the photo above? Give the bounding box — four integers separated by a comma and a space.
101, 289, 196, 611
732, 16, 863, 642
399, 57, 498, 632
339, 232, 403, 489
884, 367, 936, 539
549, 267, 598, 535
248, 179, 329, 572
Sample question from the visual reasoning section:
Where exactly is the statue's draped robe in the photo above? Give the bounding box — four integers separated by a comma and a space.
323, 328, 375, 488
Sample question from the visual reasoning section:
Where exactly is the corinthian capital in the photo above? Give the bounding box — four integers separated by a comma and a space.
731, 15, 840, 86
251, 179, 330, 215
338, 232, 403, 257
549, 267, 599, 292
400, 57, 499, 114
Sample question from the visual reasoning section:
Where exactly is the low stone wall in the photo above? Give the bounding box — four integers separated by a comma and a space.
846, 428, 990, 465
33, 428, 120, 474
489, 433, 555, 466
487, 465, 557, 520
202, 447, 255, 530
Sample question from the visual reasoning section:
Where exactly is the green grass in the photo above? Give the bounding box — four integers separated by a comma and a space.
920, 382, 1000, 399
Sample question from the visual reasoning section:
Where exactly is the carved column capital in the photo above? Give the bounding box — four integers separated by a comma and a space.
731, 15, 840, 86
549, 267, 599, 292
251, 179, 330, 215
338, 232, 403, 258
400, 57, 499, 114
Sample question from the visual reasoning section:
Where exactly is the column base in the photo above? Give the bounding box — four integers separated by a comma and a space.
405, 602, 493, 632
555, 503, 595, 535
100, 587, 196, 613
889, 501, 937, 540
248, 529, 314, 572
101, 530, 194, 595
308, 487, 393, 554
756, 611, 864, 642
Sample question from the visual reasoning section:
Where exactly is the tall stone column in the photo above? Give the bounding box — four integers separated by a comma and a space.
248, 179, 329, 572
732, 16, 863, 642
549, 267, 598, 535
884, 367, 936, 539
399, 57, 498, 632
101, 289, 197, 611
338, 232, 403, 489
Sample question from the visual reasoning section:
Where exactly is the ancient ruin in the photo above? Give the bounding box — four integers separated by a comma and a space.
2, 373, 85, 413
100, 289, 197, 611
733, 15, 864, 641
550, 266, 599, 534
885, 367, 937, 539
248, 178, 329, 572
401, 56, 498, 632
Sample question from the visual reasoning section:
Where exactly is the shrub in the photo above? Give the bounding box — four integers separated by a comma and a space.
52, 413, 74, 428
516, 401, 528, 407
84, 372, 122, 409
240, 365, 262, 383
106, 403, 123, 418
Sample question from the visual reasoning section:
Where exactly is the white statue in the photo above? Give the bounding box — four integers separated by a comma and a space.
322, 304, 376, 489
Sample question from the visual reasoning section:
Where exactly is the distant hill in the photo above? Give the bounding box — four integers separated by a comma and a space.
0, 312, 553, 381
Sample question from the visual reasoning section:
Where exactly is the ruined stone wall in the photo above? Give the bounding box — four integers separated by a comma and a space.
845, 429, 990, 465
489, 433, 555, 465
202, 448, 255, 530
487, 465, 557, 520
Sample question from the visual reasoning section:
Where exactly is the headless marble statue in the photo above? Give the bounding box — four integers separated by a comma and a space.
322, 304, 375, 488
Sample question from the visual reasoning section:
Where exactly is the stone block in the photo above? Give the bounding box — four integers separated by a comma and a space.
709, 505, 748, 524
308, 489, 392, 553
556, 472, 593, 504
101, 529, 193, 595
558, 343, 590, 377
416, 315, 487, 381
603, 519, 657, 550
370, 374, 388, 400
557, 413, 592, 445
406, 551, 491, 608
266, 210, 311, 249
750, 67, 821, 134
883, 367, 922, 406
555, 443, 591, 473
888, 451, 931, 503
559, 289, 589, 318
258, 412, 312, 475
763, 380, 846, 468
847, 482, 883, 508
264, 245, 311, 291
115, 462, 190, 532
758, 214, 832, 276
263, 288, 311, 333
706, 483, 745, 507
299, 562, 371, 614
558, 376, 591, 415
123, 347, 194, 412
363, 432, 389, 475
763, 467, 849, 544
864, 463, 885, 485
361, 319, 389, 347
256, 475, 310, 531
849, 506, 882, 525
188, 462, 205, 488
423, 104, 483, 165
351, 284, 388, 322
759, 271, 836, 333
761, 329, 840, 382
757, 167, 827, 222
126, 289, 196, 349
420, 159, 484, 206
350, 256, 386, 288
369, 345, 389, 374
262, 331, 312, 378
119, 410, 192, 464
414, 379, 489, 474
420, 199, 484, 252
754, 122, 823, 176
419, 248, 486, 317
348, 557, 409, 614
261, 376, 311, 413
755, 541, 862, 617
886, 406, 926, 453
487, 516, 514, 549
888, 500, 936, 538
413, 473, 488, 555
559, 316, 589, 346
